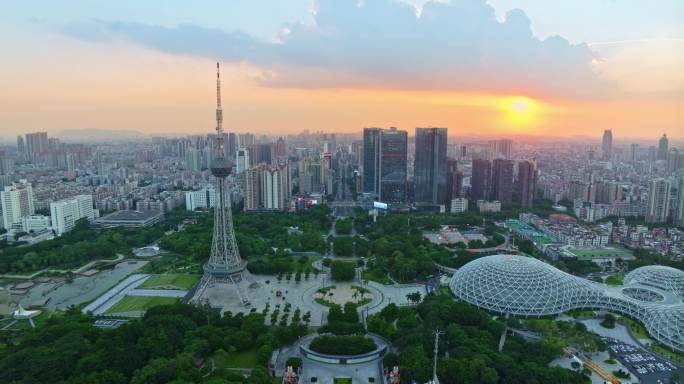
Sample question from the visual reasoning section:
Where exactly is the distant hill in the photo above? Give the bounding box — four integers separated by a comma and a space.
56, 129, 149, 143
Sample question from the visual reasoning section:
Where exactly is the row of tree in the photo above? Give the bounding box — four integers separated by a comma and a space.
0, 304, 306, 384
369, 295, 589, 383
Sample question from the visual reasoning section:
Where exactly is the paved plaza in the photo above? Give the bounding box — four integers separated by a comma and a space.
203, 271, 429, 326
20, 260, 147, 311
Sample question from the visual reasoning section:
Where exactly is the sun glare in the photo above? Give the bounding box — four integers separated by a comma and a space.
502, 96, 540, 127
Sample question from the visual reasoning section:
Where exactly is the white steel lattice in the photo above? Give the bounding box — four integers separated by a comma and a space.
450, 254, 684, 353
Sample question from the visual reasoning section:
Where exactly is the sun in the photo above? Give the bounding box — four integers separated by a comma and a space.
501, 96, 540, 128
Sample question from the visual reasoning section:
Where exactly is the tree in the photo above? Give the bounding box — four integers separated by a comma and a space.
406, 292, 422, 305
601, 314, 616, 329
330, 260, 355, 281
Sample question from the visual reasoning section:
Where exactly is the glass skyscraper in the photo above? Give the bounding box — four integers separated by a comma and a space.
414, 127, 447, 205
363, 127, 407, 203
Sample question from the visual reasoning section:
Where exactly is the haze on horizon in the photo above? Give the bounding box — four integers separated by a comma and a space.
1, 0, 683, 140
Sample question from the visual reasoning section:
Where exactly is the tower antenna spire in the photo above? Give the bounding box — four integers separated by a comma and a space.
215, 61, 223, 136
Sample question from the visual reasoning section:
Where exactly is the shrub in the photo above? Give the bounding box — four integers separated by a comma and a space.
330, 260, 355, 281
309, 335, 377, 355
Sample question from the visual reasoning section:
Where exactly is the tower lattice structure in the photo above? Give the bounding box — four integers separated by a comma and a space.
193, 62, 250, 304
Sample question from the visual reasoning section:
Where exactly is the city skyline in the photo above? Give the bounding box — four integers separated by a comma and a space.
1, 0, 683, 139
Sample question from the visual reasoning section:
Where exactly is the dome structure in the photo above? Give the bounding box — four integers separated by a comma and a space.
210, 156, 233, 178
450, 254, 684, 353
451, 254, 602, 316
625, 265, 684, 299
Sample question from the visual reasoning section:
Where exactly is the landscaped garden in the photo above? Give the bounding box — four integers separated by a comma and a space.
106, 296, 179, 313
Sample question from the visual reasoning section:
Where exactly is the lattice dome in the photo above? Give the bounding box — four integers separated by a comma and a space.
625, 265, 684, 299
450, 254, 684, 353
450, 254, 602, 316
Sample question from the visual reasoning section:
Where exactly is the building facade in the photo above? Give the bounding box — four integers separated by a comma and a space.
646, 178, 671, 223
50, 195, 95, 236
413, 127, 447, 205
185, 187, 216, 211
517, 160, 537, 208
470, 159, 492, 201
1, 181, 35, 231
362, 127, 407, 203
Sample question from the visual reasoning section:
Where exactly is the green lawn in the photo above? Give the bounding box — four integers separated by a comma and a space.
620, 316, 649, 339
605, 274, 624, 286
106, 296, 179, 314
334, 378, 352, 384
570, 246, 633, 259
213, 348, 259, 369
362, 270, 392, 285
567, 309, 597, 318
139, 274, 200, 290
649, 343, 684, 365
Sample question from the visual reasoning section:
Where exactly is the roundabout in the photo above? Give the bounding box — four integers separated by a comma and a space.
299, 333, 389, 365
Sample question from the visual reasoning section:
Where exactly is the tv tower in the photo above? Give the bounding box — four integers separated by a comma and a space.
192, 62, 251, 305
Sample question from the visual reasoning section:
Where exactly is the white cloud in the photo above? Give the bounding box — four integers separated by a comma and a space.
57, 0, 614, 98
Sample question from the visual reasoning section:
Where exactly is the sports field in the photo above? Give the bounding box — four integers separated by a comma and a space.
568, 246, 633, 259
106, 296, 179, 314
138, 274, 200, 290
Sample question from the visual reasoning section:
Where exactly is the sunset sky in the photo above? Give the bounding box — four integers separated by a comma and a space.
1, 0, 683, 140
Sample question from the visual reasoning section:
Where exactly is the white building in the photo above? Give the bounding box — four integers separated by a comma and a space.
185, 187, 215, 211
646, 178, 671, 224
476, 200, 501, 213
1, 180, 34, 231
21, 215, 50, 233
50, 195, 95, 236
450, 198, 468, 213
262, 165, 288, 210
676, 173, 684, 227
236, 148, 250, 173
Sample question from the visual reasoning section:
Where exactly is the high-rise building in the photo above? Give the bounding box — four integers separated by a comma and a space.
646, 178, 671, 223
16, 136, 26, 161
243, 162, 291, 211
274, 137, 286, 159
362, 127, 407, 202
568, 180, 594, 203
488, 139, 512, 159
243, 166, 262, 210
667, 148, 682, 172
676, 172, 684, 227
491, 159, 514, 205
517, 160, 537, 208
227, 133, 237, 158
648, 146, 657, 163
630, 143, 639, 162
470, 159, 492, 201
261, 163, 290, 210
25, 132, 48, 162
594, 181, 623, 204
601, 129, 612, 161
50, 195, 95, 236
0, 152, 14, 176
1, 180, 35, 231
658, 134, 669, 161
235, 148, 250, 173
414, 127, 447, 205
185, 187, 216, 211
445, 158, 462, 205
185, 148, 203, 172
238, 133, 255, 148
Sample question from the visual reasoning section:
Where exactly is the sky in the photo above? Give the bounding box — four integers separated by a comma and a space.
1, 0, 683, 141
